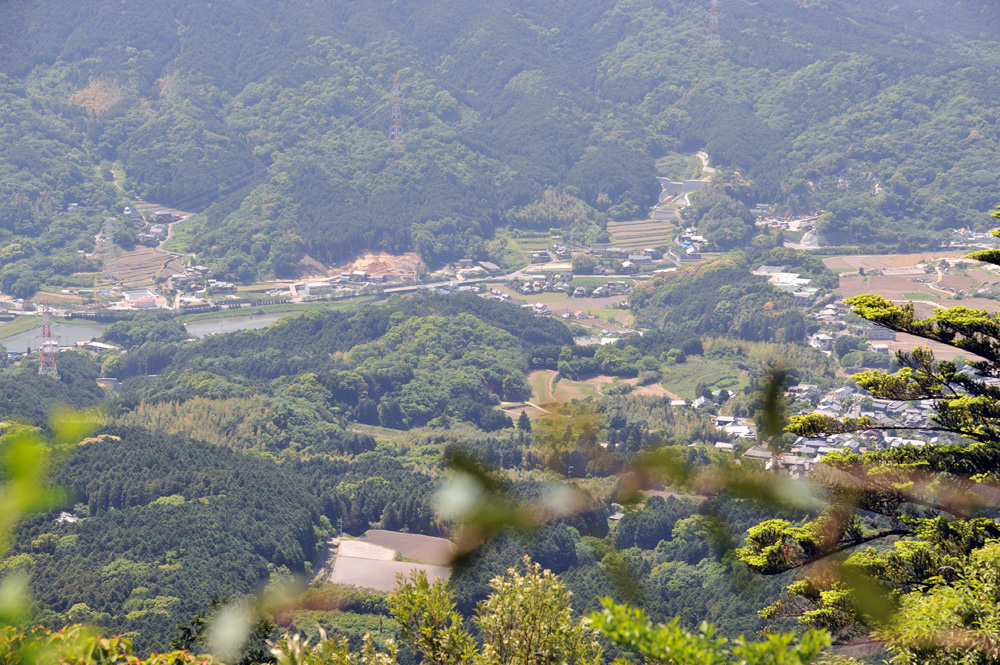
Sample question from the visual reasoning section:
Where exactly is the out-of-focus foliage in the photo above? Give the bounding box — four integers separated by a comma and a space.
745, 209, 1000, 662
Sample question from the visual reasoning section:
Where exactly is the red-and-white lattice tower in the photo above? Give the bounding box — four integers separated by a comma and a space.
388, 74, 405, 148
36, 300, 60, 379
706, 0, 721, 52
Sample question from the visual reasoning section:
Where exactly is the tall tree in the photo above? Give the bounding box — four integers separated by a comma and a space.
738, 212, 1000, 661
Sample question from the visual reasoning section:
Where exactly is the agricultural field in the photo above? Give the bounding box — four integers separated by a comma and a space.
822, 252, 967, 271
107, 247, 186, 286
358, 530, 455, 565
885, 333, 974, 362
830, 252, 1000, 313
339, 540, 397, 561
325, 530, 454, 593
607, 218, 676, 251
327, 558, 450, 593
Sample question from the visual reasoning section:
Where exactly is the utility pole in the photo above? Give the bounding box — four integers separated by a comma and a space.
101, 217, 118, 283
706, 0, 722, 52
36, 300, 59, 379
388, 74, 405, 149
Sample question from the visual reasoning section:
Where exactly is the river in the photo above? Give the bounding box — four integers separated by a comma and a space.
1, 322, 108, 353
183, 312, 295, 338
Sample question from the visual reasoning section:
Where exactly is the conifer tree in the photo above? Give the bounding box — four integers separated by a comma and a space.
738, 212, 1000, 660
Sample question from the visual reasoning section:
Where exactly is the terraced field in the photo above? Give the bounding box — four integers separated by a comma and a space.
607, 218, 675, 250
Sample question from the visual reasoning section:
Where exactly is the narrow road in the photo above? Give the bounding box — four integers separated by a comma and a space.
926, 265, 952, 296
696, 151, 715, 176
892, 299, 944, 310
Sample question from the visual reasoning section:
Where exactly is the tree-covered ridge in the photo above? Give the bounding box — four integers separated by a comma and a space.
112, 296, 566, 432
0, 1, 999, 279
7, 425, 325, 653
629, 252, 810, 347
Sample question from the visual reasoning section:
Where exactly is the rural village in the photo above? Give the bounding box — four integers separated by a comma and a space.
4, 156, 1000, 594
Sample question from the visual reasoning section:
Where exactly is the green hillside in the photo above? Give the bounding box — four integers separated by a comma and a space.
0, 0, 999, 289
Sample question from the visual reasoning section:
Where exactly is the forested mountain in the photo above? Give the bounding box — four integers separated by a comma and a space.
1, 0, 999, 284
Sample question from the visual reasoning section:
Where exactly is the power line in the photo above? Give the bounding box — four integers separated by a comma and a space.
388, 73, 405, 149
706, 0, 722, 52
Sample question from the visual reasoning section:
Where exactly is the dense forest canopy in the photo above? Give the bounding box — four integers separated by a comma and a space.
0, 0, 999, 280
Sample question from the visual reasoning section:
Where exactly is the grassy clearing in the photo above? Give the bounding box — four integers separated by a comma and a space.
526, 370, 609, 409
236, 283, 291, 293
581, 307, 634, 327
552, 377, 601, 402
660, 355, 750, 400
515, 238, 551, 251
494, 285, 572, 305
161, 218, 200, 253
347, 422, 409, 439
528, 370, 557, 405
0, 316, 42, 340
32, 291, 85, 305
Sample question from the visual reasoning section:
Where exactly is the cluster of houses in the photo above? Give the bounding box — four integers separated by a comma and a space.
947, 228, 1000, 249
529, 244, 571, 264
129, 209, 179, 246
752, 265, 820, 305
593, 247, 662, 268
572, 281, 632, 298
518, 273, 574, 295
809, 310, 897, 356
677, 229, 704, 259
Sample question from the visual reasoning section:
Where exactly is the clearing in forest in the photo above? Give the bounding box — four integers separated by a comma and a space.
359, 530, 455, 565
327, 558, 450, 593
325, 529, 454, 593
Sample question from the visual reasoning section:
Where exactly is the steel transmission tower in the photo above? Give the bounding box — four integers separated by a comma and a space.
706, 0, 721, 52
100, 217, 118, 283
36, 300, 59, 379
388, 74, 405, 148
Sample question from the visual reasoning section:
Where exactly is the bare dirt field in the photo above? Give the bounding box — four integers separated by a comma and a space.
341, 252, 422, 277
339, 540, 397, 561
500, 403, 551, 420
887, 332, 985, 362
587, 375, 675, 398
359, 530, 455, 565
547, 295, 628, 314
823, 252, 967, 271
328, 558, 450, 593
838, 270, 1000, 312
837, 274, 934, 300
